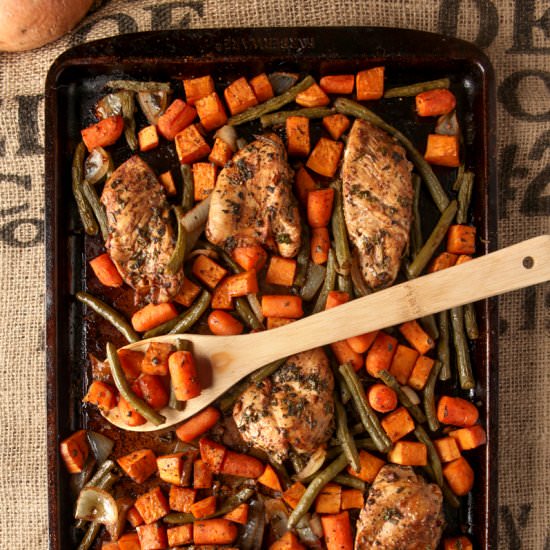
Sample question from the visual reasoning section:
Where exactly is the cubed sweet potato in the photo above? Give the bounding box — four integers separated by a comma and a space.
194, 459, 214, 489
389, 344, 419, 385
167, 524, 193, 546
183, 75, 215, 105
322, 113, 350, 140
169, 485, 196, 512
447, 225, 476, 255
174, 277, 202, 307
224, 502, 249, 524
141, 342, 173, 376
135, 486, 170, 524
192, 162, 218, 201
138, 124, 159, 152
315, 483, 342, 514
294, 165, 317, 204
192, 254, 227, 288
137, 522, 168, 550
283, 481, 307, 509
286, 116, 310, 157
191, 495, 217, 518
407, 355, 435, 390
347, 450, 385, 483
434, 437, 462, 463
159, 170, 176, 196
306, 137, 344, 178
250, 73, 274, 102
442, 456, 474, 495
60, 430, 89, 474
83, 380, 117, 413
388, 441, 428, 466
209, 137, 234, 167
266, 256, 297, 286
295, 83, 330, 107
449, 425, 487, 451
117, 449, 157, 484
175, 124, 211, 164
424, 134, 460, 167
356, 67, 385, 100
381, 407, 415, 442
195, 92, 228, 131
157, 453, 185, 485
157, 99, 196, 141
341, 489, 364, 510
224, 77, 258, 115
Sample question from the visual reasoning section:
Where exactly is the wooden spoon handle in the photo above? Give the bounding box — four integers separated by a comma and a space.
249, 236, 550, 364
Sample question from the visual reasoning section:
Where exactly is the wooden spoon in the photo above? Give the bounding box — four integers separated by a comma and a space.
104, 235, 550, 431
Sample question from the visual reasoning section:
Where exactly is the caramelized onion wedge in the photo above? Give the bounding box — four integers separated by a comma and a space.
84, 147, 113, 185
137, 91, 169, 125
106, 497, 133, 541
75, 487, 118, 525
294, 446, 327, 481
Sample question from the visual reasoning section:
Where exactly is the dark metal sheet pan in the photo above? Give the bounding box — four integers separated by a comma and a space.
45, 27, 498, 549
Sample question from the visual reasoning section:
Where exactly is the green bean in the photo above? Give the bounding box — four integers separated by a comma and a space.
250, 358, 287, 384
423, 465, 460, 508
260, 107, 334, 127
169, 290, 211, 335
452, 163, 465, 192
84, 459, 117, 489
335, 400, 361, 471
423, 360, 442, 432
235, 297, 264, 330
72, 142, 98, 236
107, 80, 171, 93
287, 454, 348, 528
107, 342, 166, 426
81, 180, 109, 241
333, 474, 366, 491
198, 240, 241, 273
119, 91, 138, 151
437, 311, 452, 381
163, 512, 195, 525
410, 174, 422, 258
143, 307, 190, 338
383, 78, 451, 98
166, 206, 186, 275
77, 522, 101, 550
75, 469, 119, 530
415, 425, 444, 487
334, 98, 449, 213
329, 356, 352, 406
406, 200, 458, 278
337, 274, 353, 295
450, 306, 475, 389
354, 438, 379, 452
229, 75, 315, 126
180, 164, 194, 212
300, 262, 326, 301
76, 291, 139, 343
339, 363, 391, 453
331, 179, 352, 276
464, 303, 479, 340
420, 314, 439, 341
312, 248, 337, 313
294, 225, 310, 288
457, 171, 474, 224
204, 488, 255, 519
378, 370, 427, 424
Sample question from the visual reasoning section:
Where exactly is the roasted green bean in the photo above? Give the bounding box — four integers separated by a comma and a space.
229, 75, 315, 126
180, 164, 194, 212
166, 206, 186, 275
107, 342, 166, 426
378, 370, 427, 424
119, 91, 138, 151
437, 310, 452, 381
450, 306, 475, 389
383, 78, 451, 98
331, 179, 352, 281
457, 171, 474, 224
81, 180, 109, 241
335, 400, 361, 471
168, 290, 212, 335
163, 512, 195, 524
354, 438, 379, 452
77, 522, 101, 550
452, 162, 465, 192
312, 248, 337, 313
204, 488, 255, 519
333, 474, 366, 491
464, 303, 479, 340
235, 297, 264, 331
420, 314, 439, 341
334, 98, 449, 213
415, 425, 444, 487
260, 107, 334, 127
294, 225, 310, 288
72, 142, 98, 236
406, 200, 458, 278
423, 360, 442, 432
107, 80, 171, 93
76, 291, 139, 343
300, 262, 326, 301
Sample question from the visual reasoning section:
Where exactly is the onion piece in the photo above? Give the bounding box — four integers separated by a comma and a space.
264, 498, 289, 539
87, 431, 114, 465
84, 147, 113, 185
294, 447, 327, 481
236, 137, 248, 150
181, 194, 211, 234
300, 263, 326, 302
137, 91, 169, 125
240, 496, 265, 550
214, 125, 238, 152
268, 72, 299, 95
75, 487, 118, 525
95, 93, 122, 119
106, 497, 133, 541
296, 513, 322, 547
247, 293, 265, 323
187, 248, 219, 261
401, 385, 420, 405
435, 111, 459, 136
70, 455, 97, 498
309, 513, 324, 539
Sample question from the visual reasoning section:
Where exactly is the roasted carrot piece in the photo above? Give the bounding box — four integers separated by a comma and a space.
447, 225, 476, 255
195, 92, 228, 131
345, 331, 377, 355
250, 73, 274, 102
159, 170, 176, 196
306, 137, 344, 178
224, 77, 258, 115
135, 486, 170, 524
169, 485, 196, 512
428, 251, 458, 273
169, 350, 201, 401
174, 277, 202, 307
267, 317, 296, 329
157, 453, 184, 485
193, 519, 238, 545
388, 344, 419, 384
315, 482, 342, 514
83, 380, 117, 413
381, 406, 415, 442
127, 506, 145, 527
208, 310, 244, 335
193, 458, 214, 488
455, 254, 473, 265
434, 436, 462, 462
307, 187, 335, 228
341, 489, 364, 510
449, 425, 487, 450
424, 134, 460, 167
183, 75, 215, 106
89, 253, 123, 287
224, 502, 249, 524
437, 396, 479, 427
294, 165, 317, 204
365, 331, 398, 377
118, 395, 146, 427
266, 256, 297, 286
388, 441, 428, 466
191, 495, 217, 519
60, 430, 89, 473
322, 113, 351, 140
137, 522, 168, 550
257, 464, 283, 491
232, 244, 268, 272
331, 340, 363, 371
408, 355, 435, 390
399, 320, 435, 355
175, 406, 221, 443
356, 67, 385, 100
286, 116, 310, 157
192, 162, 218, 201
261, 295, 303, 318
192, 254, 227, 288
118, 532, 141, 550
167, 524, 193, 546
270, 531, 306, 550
347, 450, 385, 483
367, 383, 398, 413
416, 88, 457, 117
444, 536, 473, 550
137, 374, 169, 409
138, 124, 159, 152
311, 226, 330, 264
321, 511, 354, 550
142, 342, 174, 376
175, 124, 211, 164
221, 450, 265, 478
157, 99, 197, 141
117, 349, 143, 382
81, 115, 124, 151
199, 437, 227, 473
117, 448, 157, 484
443, 456, 474, 495
209, 137, 234, 167
223, 270, 259, 297
295, 83, 330, 107
283, 481, 306, 509
132, 303, 178, 333
102, 542, 119, 550
325, 290, 350, 309
320, 75, 355, 94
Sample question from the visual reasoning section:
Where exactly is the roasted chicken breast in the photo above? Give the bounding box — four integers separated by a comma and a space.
206, 135, 301, 257
233, 348, 334, 462
101, 155, 184, 303
355, 465, 444, 550
341, 119, 413, 290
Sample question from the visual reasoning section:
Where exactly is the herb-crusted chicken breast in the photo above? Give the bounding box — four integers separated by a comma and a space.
206, 135, 301, 257
233, 348, 334, 462
342, 119, 414, 290
101, 155, 184, 303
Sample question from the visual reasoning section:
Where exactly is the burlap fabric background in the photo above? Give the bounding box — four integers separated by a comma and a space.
0, 0, 549, 547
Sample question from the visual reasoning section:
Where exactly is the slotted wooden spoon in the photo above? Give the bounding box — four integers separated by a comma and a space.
104, 235, 550, 431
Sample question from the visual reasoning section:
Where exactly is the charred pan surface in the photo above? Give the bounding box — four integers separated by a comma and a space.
342, 119, 413, 290
101, 155, 184, 304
